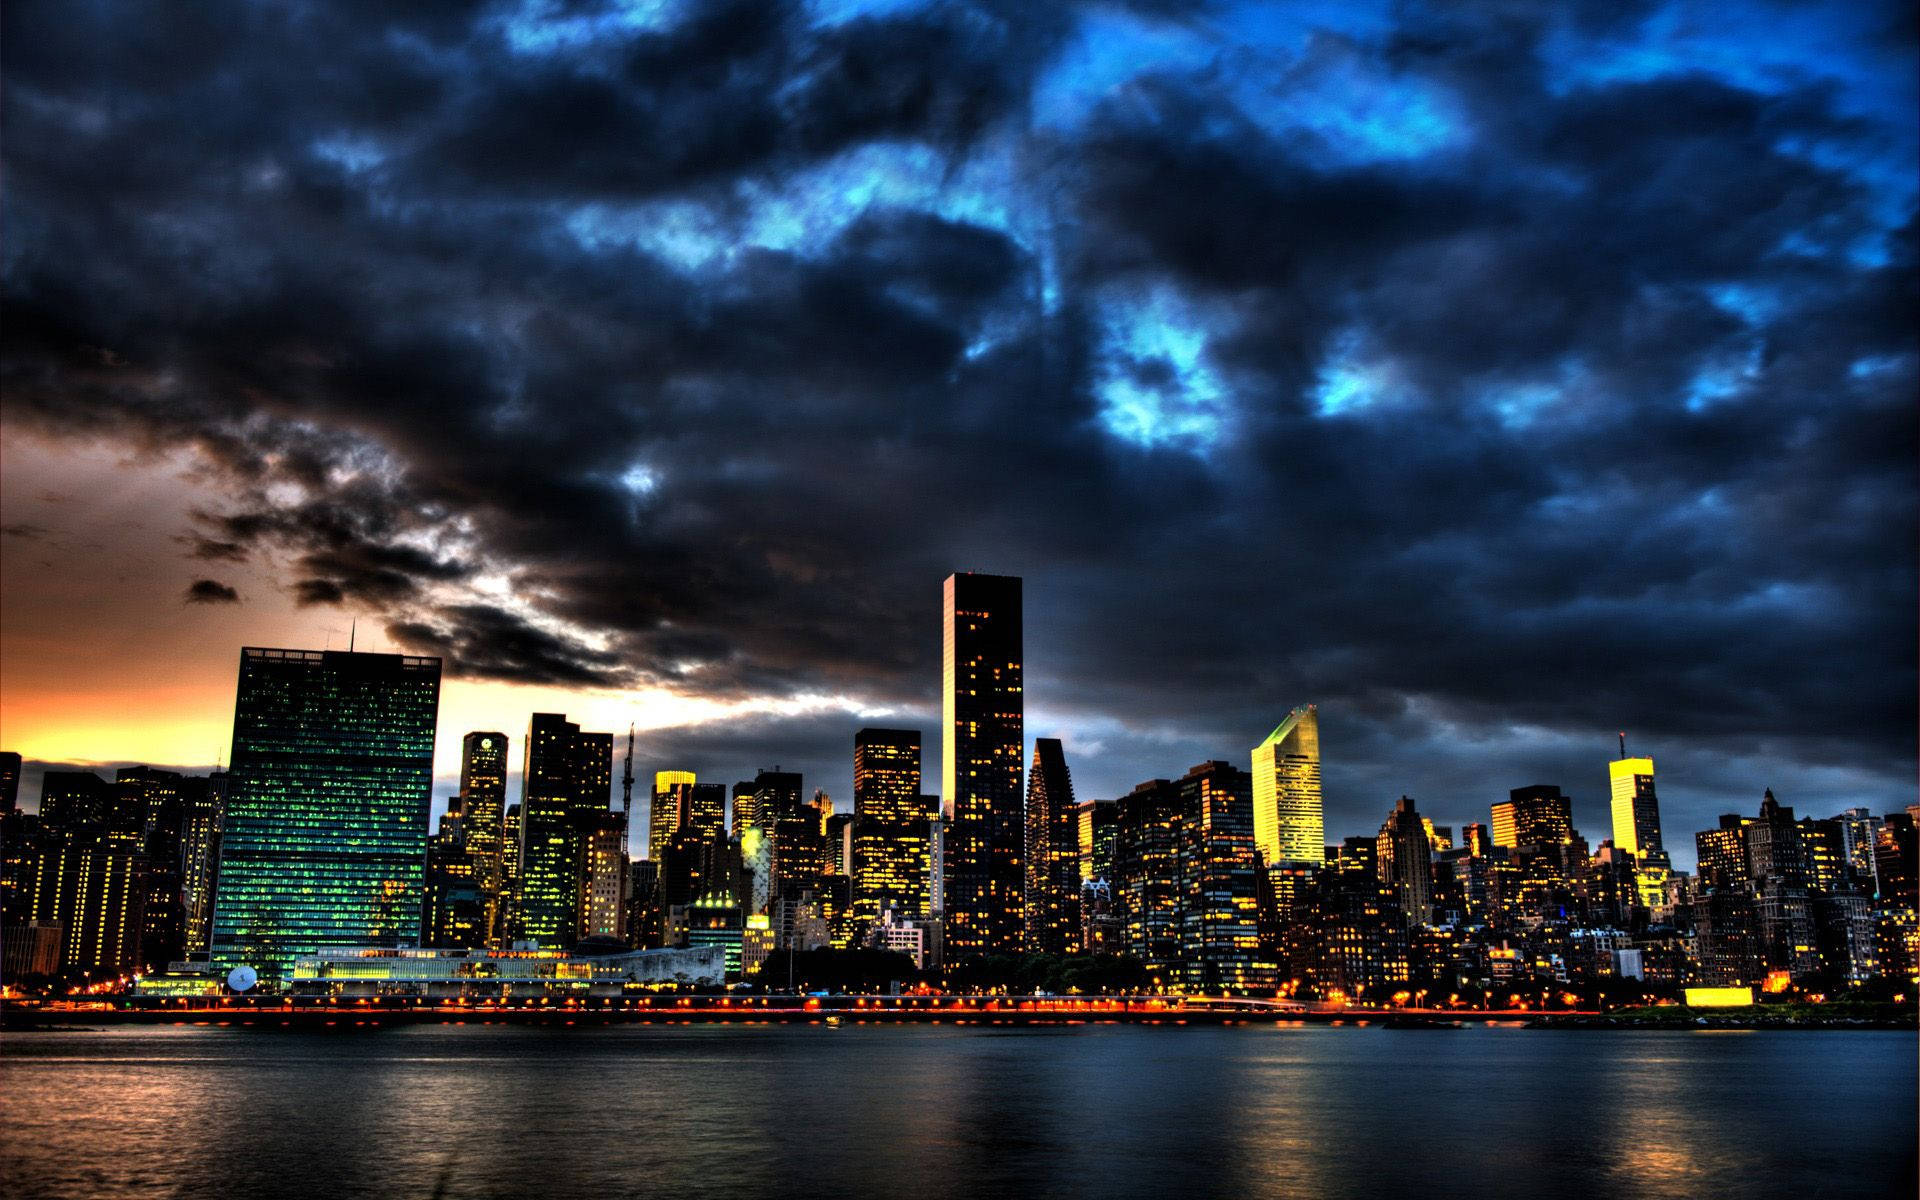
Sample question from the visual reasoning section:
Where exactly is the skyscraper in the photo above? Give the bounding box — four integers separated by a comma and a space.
1492, 785, 1576, 850
180, 772, 225, 958
851, 728, 929, 925
1252, 705, 1322, 867
515, 713, 612, 950
648, 770, 696, 860
941, 571, 1024, 956
1376, 796, 1434, 926
210, 648, 441, 981
748, 770, 803, 828
459, 731, 509, 944
1609, 750, 1668, 867
1176, 760, 1270, 992
0, 751, 20, 812
1609, 746, 1671, 913
1023, 738, 1080, 955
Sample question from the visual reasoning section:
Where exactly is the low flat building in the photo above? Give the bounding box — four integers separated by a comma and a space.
285, 944, 725, 998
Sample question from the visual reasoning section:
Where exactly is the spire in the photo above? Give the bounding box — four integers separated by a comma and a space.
621, 724, 635, 816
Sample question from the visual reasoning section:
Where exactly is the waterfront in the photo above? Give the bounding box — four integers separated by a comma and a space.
2, 1025, 1912, 1200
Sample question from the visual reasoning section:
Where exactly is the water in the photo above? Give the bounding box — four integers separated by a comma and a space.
2, 1024, 1912, 1199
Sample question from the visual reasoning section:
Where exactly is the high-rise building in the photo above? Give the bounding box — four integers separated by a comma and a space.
731, 781, 757, 838
116, 766, 194, 968
500, 800, 523, 942
1837, 807, 1881, 892
579, 808, 629, 942
749, 770, 804, 827
28, 838, 143, 976
1023, 738, 1079, 955
1252, 705, 1322, 868
1113, 778, 1183, 980
181, 772, 225, 958
648, 770, 696, 861
1078, 798, 1118, 885
1609, 752, 1668, 867
941, 571, 1024, 956
0, 751, 20, 813
1376, 796, 1434, 926
851, 729, 929, 925
1491, 785, 1575, 850
459, 731, 509, 943
1176, 760, 1270, 992
425, 801, 487, 949
210, 648, 440, 981
515, 713, 612, 950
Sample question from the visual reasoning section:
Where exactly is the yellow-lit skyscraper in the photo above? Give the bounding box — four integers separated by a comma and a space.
851, 728, 930, 923
1609, 754, 1669, 865
1252, 705, 1322, 867
1610, 747, 1671, 915
648, 770, 696, 861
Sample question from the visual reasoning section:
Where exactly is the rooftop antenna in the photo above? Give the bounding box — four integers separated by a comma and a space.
1618, 731, 1627, 758
621, 724, 635, 818
349, 619, 357, 653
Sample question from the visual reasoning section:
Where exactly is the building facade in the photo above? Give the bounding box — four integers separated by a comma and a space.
1252, 705, 1322, 868
209, 648, 441, 981
941, 572, 1024, 956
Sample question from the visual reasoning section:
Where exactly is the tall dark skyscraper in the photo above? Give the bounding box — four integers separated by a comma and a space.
516, 713, 613, 950
210, 648, 441, 981
941, 571, 1024, 957
0, 751, 20, 813
459, 731, 508, 944
1376, 796, 1434, 926
852, 728, 928, 924
1023, 738, 1079, 955
181, 772, 225, 958
749, 770, 804, 827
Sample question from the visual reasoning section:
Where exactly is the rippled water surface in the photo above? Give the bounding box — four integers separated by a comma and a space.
2, 1023, 1912, 1199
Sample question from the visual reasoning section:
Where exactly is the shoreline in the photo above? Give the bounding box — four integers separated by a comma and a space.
5, 999, 1911, 1032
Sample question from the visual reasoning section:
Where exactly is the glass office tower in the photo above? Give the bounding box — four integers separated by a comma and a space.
210, 648, 441, 981
941, 571, 1024, 956
1252, 705, 1322, 867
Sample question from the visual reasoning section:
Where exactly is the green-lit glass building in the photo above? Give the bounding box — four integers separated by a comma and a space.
209, 648, 441, 982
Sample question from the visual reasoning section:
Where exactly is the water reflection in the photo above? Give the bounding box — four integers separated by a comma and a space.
1, 1025, 1911, 1200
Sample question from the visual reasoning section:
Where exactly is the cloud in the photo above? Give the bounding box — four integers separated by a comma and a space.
183, 578, 240, 604
1, 0, 1913, 853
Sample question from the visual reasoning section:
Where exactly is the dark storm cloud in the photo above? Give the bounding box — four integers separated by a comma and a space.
184, 579, 241, 604
2, 0, 1913, 847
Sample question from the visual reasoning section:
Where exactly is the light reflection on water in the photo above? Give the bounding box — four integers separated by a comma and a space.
1, 1025, 1912, 1200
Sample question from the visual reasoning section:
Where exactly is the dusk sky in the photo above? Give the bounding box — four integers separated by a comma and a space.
2, 0, 1914, 867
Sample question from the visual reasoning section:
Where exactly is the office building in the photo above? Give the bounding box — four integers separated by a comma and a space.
459, 731, 509, 943
941, 571, 1024, 956
1609, 751, 1669, 868
209, 648, 440, 981
1376, 796, 1434, 926
852, 729, 930, 925
515, 713, 613, 950
1252, 705, 1322, 867
1023, 738, 1080, 955
648, 770, 696, 860
1492, 785, 1575, 850
1176, 760, 1270, 992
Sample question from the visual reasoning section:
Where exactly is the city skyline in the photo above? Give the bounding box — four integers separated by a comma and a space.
3, 3, 1914, 866
0, 588, 1879, 878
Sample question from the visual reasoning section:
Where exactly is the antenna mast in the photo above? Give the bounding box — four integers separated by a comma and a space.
1618, 731, 1626, 758
349, 618, 357, 653
621, 724, 635, 817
